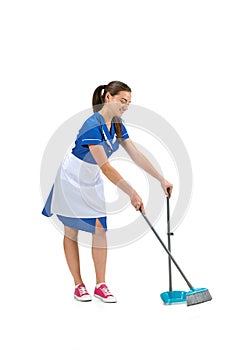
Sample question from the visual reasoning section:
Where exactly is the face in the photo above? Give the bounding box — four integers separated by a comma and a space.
105, 91, 131, 117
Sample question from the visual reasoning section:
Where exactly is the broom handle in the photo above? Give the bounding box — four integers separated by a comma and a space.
139, 208, 193, 290
167, 190, 173, 292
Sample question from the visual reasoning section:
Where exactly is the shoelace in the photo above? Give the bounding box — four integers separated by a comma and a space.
78, 285, 88, 296
101, 286, 112, 297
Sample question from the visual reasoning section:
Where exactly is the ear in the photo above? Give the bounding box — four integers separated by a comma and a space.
105, 92, 112, 103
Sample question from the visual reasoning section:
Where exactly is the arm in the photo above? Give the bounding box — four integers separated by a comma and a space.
88, 145, 145, 213
120, 138, 173, 196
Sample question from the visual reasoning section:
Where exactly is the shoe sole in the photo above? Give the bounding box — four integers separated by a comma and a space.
74, 295, 92, 302
94, 294, 117, 303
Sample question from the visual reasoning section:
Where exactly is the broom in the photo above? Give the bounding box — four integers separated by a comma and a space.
139, 207, 212, 306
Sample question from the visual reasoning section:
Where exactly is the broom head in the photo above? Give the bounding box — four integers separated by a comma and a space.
186, 287, 212, 306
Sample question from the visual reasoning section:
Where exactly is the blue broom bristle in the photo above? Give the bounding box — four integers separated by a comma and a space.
186, 288, 212, 306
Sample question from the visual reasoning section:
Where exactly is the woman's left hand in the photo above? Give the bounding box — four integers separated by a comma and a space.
160, 179, 173, 197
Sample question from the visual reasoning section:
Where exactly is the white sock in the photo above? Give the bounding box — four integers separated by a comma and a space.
75, 283, 83, 288
96, 282, 105, 288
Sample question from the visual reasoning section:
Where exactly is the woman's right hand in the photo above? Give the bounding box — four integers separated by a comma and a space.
130, 190, 145, 215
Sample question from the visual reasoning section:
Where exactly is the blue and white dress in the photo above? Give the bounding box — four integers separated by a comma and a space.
42, 112, 129, 233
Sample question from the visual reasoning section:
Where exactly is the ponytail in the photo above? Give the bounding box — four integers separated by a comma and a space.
92, 85, 106, 112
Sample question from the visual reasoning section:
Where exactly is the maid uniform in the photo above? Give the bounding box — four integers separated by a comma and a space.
42, 112, 129, 233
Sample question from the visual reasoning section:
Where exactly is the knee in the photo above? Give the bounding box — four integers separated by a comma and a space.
64, 226, 78, 241
93, 226, 107, 248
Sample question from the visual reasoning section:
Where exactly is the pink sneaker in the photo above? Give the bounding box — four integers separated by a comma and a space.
74, 283, 92, 302
94, 284, 117, 303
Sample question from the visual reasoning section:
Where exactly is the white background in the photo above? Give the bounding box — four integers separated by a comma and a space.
1, 1, 232, 349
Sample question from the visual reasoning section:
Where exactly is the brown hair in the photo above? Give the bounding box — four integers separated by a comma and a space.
92, 81, 131, 139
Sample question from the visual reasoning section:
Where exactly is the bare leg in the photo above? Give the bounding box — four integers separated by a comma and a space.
92, 219, 107, 285
63, 226, 83, 285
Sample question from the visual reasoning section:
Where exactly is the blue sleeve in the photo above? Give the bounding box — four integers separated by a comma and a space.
80, 126, 103, 146
121, 122, 129, 140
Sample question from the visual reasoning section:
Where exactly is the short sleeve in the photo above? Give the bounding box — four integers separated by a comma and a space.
121, 122, 129, 140
80, 126, 103, 146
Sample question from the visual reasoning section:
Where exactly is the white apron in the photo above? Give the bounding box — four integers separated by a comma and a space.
51, 153, 106, 218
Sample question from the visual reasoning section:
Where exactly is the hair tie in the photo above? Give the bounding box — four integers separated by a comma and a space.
101, 85, 107, 95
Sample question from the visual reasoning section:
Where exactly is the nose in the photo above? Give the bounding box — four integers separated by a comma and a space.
122, 104, 129, 111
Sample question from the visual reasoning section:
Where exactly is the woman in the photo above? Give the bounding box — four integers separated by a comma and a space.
42, 81, 173, 303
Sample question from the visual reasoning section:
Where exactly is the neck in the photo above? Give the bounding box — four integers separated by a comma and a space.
98, 106, 114, 124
